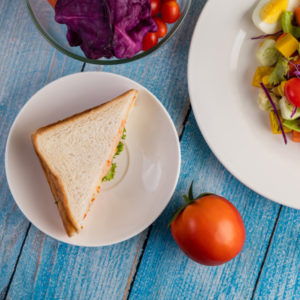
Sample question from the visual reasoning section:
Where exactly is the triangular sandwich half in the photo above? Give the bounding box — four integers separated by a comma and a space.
31, 89, 137, 236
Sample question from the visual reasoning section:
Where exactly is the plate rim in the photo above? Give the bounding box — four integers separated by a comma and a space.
5, 71, 181, 246
187, 0, 299, 210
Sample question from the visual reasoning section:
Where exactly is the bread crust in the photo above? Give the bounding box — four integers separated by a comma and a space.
31, 89, 137, 237
33, 148, 79, 236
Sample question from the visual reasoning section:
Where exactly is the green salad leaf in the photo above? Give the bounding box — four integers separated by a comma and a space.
114, 141, 124, 157
283, 119, 300, 132
122, 128, 127, 139
281, 11, 300, 38
268, 57, 289, 85
293, 27, 300, 39
102, 128, 127, 182
102, 163, 117, 182
281, 11, 293, 33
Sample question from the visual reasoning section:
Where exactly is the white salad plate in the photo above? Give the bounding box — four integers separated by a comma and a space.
5, 72, 181, 246
188, 0, 300, 210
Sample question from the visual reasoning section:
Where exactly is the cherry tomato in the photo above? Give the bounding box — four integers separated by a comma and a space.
285, 78, 300, 107
170, 185, 245, 266
151, 0, 161, 16
153, 17, 167, 38
142, 32, 158, 51
161, 1, 180, 24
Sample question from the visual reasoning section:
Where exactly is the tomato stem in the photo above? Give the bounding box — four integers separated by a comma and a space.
183, 194, 191, 204
168, 182, 215, 228
188, 181, 194, 201
167, 206, 186, 227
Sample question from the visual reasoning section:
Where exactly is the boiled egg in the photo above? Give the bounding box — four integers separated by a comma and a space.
252, 0, 300, 34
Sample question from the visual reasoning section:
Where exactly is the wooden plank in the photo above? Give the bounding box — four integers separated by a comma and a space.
0, 0, 82, 298
253, 206, 300, 299
4, 0, 201, 298
7, 226, 147, 300
128, 112, 281, 300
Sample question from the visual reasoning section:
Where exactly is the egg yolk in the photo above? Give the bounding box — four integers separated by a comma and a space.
260, 0, 288, 24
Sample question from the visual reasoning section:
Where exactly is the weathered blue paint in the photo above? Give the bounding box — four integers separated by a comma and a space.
253, 207, 300, 300
7, 226, 147, 300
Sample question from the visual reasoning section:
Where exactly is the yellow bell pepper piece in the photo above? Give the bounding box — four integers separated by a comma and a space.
262, 75, 271, 86
272, 81, 286, 97
275, 33, 299, 58
252, 66, 274, 88
269, 111, 291, 134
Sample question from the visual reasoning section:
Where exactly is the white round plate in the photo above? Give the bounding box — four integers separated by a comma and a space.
5, 72, 181, 246
188, 0, 300, 210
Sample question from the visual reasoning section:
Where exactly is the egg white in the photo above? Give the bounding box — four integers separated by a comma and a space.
252, 0, 300, 34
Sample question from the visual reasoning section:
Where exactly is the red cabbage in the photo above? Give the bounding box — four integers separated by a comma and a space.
291, 106, 297, 118
260, 82, 287, 144
108, 0, 157, 58
55, 0, 157, 59
55, 0, 114, 59
251, 31, 282, 40
293, 70, 300, 77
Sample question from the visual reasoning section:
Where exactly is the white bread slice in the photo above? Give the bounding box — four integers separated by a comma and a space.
32, 89, 137, 236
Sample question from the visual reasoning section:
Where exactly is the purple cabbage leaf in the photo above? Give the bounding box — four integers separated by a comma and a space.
55, 0, 157, 59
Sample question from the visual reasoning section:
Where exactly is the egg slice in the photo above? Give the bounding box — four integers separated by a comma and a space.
252, 0, 300, 34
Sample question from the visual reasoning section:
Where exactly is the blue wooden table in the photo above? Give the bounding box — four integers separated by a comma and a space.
1, 1, 299, 299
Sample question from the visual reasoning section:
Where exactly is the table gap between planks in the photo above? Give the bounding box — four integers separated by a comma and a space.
0, 0, 299, 299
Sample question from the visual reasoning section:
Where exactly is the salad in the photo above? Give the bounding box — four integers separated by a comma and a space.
252, 0, 300, 143
47, 0, 181, 59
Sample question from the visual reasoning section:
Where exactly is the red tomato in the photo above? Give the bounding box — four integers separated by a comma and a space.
171, 191, 245, 266
161, 1, 180, 24
285, 78, 300, 107
151, 0, 161, 16
153, 17, 167, 38
142, 32, 158, 51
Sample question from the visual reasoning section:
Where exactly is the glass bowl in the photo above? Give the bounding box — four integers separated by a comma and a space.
25, 0, 191, 65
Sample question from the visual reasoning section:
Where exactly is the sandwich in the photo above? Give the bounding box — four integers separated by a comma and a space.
31, 89, 137, 236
